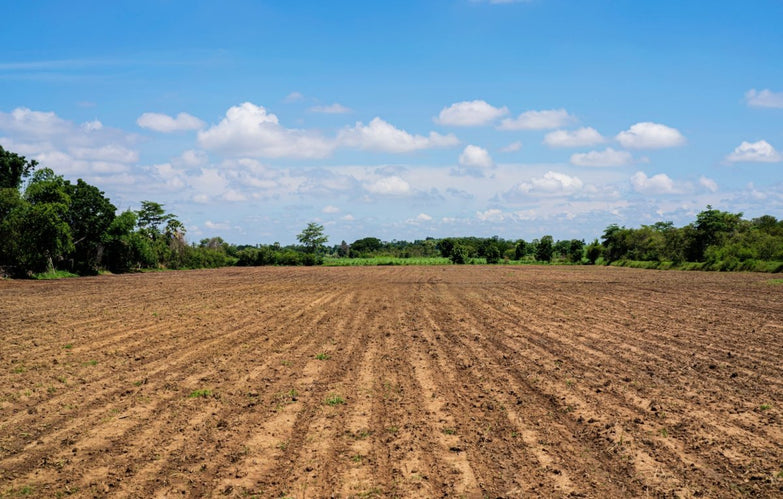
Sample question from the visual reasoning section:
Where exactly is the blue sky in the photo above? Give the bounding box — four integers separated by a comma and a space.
1, 0, 782, 245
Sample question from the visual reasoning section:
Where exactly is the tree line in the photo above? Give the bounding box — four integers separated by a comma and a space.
1, 145, 781, 277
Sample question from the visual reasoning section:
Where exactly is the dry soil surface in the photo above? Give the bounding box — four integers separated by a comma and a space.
1, 266, 782, 498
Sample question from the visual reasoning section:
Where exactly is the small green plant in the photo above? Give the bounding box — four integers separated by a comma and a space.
324, 394, 345, 406
315, 353, 331, 360
351, 454, 363, 463
188, 389, 213, 398
63, 344, 73, 349
386, 425, 398, 434
760, 403, 772, 411
277, 440, 289, 451
442, 427, 456, 435
281, 360, 292, 366
12, 364, 26, 374
82, 360, 98, 366
660, 427, 669, 438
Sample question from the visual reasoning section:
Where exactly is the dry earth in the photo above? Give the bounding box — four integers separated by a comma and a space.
0, 266, 782, 498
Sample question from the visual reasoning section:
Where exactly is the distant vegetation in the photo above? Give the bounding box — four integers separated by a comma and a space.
1, 145, 781, 277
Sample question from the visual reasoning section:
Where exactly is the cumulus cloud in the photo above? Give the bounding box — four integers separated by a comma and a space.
322, 205, 340, 213
310, 103, 352, 114
699, 176, 718, 192
0, 107, 71, 136
137, 112, 204, 132
745, 89, 783, 109
630, 171, 679, 194
507, 171, 584, 197
615, 122, 685, 149
0, 107, 138, 177
435, 100, 508, 126
498, 109, 575, 130
500, 141, 522, 152
364, 175, 411, 195
198, 102, 335, 159
339, 117, 458, 153
476, 208, 504, 221
544, 127, 605, 148
570, 147, 632, 167
458, 145, 493, 168
725, 140, 782, 163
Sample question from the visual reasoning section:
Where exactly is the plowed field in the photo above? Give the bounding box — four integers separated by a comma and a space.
1, 266, 782, 497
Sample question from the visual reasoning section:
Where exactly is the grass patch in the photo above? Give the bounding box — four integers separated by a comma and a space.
322, 256, 451, 266
766, 278, 783, 285
759, 403, 772, 411
315, 352, 330, 360
81, 360, 98, 366
32, 269, 79, 280
324, 394, 345, 406
188, 389, 213, 398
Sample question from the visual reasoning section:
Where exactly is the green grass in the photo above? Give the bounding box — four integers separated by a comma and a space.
760, 403, 772, 411
324, 394, 345, 406
766, 278, 783, 285
32, 269, 79, 280
322, 256, 451, 266
315, 352, 330, 360
81, 360, 97, 366
188, 389, 213, 398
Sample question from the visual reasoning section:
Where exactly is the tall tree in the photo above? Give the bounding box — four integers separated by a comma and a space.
0, 145, 37, 189
297, 222, 328, 254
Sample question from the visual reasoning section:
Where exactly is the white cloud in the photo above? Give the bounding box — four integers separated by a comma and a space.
544, 127, 605, 148
500, 141, 522, 152
310, 103, 352, 114
198, 102, 335, 159
174, 149, 209, 167
699, 176, 718, 192
725, 140, 782, 163
416, 213, 432, 221
0, 107, 71, 136
458, 145, 493, 168
70, 144, 138, 163
341, 214, 355, 221
0, 107, 138, 177
284, 91, 304, 103
435, 100, 508, 126
630, 171, 678, 194
476, 208, 504, 221
137, 112, 204, 133
570, 147, 632, 167
364, 175, 411, 195
204, 220, 231, 230
339, 117, 458, 153
509, 171, 584, 197
615, 122, 685, 149
498, 109, 575, 130
81, 120, 103, 132
322, 205, 340, 214
745, 89, 783, 109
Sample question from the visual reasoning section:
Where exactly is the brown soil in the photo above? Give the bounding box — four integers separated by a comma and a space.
1, 266, 782, 498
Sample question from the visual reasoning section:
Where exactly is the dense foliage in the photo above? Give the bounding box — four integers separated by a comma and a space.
1, 146, 781, 277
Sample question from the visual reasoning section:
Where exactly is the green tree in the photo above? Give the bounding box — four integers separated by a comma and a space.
585, 239, 602, 264
485, 243, 502, 264
297, 222, 328, 254
535, 235, 554, 262
65, 179, 116, 274
449, 244, 470, 264
0, 145, 37, 189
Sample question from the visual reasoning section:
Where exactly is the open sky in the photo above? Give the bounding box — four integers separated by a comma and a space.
1, 0, 782, 245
